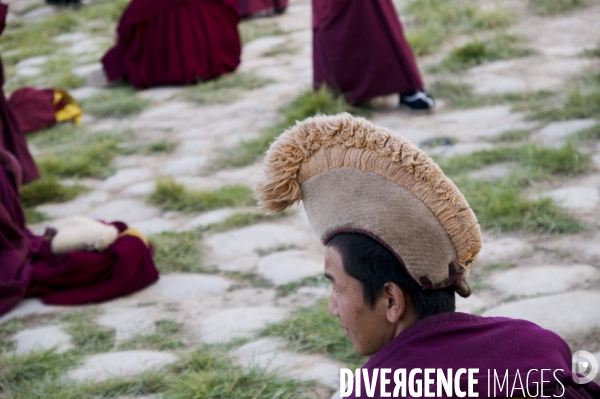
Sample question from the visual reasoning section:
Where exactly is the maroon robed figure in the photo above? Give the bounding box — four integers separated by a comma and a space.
238, 0, 288, 17
312, 0, 429, 107
102, 0, 242, 89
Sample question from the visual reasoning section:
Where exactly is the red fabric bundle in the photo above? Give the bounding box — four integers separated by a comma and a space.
312, 0, 424, 104
7, 88, 56, 134
102, 0, 242, 89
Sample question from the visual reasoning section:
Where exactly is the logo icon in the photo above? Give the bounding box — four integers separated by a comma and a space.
572, 350, 598, 384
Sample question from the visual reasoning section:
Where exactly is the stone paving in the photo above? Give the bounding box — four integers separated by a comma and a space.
1, 0, 600, 397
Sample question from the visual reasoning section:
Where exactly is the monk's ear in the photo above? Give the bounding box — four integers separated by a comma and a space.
382, 282, 406, 324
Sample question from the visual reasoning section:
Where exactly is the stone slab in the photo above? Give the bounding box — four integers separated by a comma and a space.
87, 200, 160, 224
65, 350, 178, 382
478, 236, 531, 264
536, 119, 597, 142
137, 274, 231, 301
487, 265, 599, 297
14, 325, 73, 354
164, 156, 207, 176
132, 218, 176, 235
206, 224, 309, 260
200, 307, 288, 344
232, 338, 342, 389
455, 294, 488, 315
137, 87, 180, 102
97, 307, 156, 344
69, 86, 101, 101
468, 164, 512, 181
544, 186, 600, 210
257, 250, 323, 285
122, 181, 156, 198
0, 299, 58, 324
185, 209, 236, 229
482, 291, 600, 338
101, 168, 153, 192
72, 63, 103, 77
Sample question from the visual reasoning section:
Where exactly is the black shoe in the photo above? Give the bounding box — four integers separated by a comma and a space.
400, 90, 435, 111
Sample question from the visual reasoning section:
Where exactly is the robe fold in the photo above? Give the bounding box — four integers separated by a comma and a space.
102, 0, 242, 89
351, 312, 600, 399
312, 0, 423, 104
238, 0, 288, 17
7, 88, 57, 134
0, 3, 40, 184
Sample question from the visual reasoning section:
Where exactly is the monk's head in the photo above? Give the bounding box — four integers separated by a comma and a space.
324, 233, 456, 356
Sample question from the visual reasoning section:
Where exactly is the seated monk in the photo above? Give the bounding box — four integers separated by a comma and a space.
0, 147, 159, 316
238, 0, 287, 17
312, 0, 434, 110
254, 114, 600, 399
102, 0, 242, 89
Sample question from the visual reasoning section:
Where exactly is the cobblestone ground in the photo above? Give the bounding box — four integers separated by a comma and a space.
1, 0, 600, 397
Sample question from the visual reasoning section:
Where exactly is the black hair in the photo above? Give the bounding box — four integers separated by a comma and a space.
328, 232, 455, 319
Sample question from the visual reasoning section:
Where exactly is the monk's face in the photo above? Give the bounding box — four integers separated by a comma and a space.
324, 246, 399, 356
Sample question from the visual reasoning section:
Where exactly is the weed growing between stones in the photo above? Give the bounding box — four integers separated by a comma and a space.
150, 231, 206, 274
81, 87, 149, 118
403, 0, 514, 56
528, 0, 587, 15
430, 34, 534, 73
574, 123, 600, 141
239, 20, 285, 44
276, 275, 329, 298
583, 44, 600, 57
41, 54, 86, 90
262, 42, 300, 57
119, 139, 179, 155
148, 177, 256, 213
23, 208, 50, 224
261, 299, 365, 369
213, 85, 360, 169
255, 243, 300, 256
119, 320, 184, 351
26, 123, 82, 148
493, 129, 533, 143
19, 177, 88, 208
201, 210, 292, 233
184, 73, 273, 105
482, 262, 518, 271
61, 309, 115, 355
224, 271, 274, 290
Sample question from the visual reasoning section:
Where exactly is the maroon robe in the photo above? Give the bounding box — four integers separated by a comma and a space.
102, 0, 242, 89
8, 88, 57, 134
349, 312, 600, 399
312, 0, 423, 104
238, 0, 288, 17
0, 149, 159, 316
0, 3, 39, 184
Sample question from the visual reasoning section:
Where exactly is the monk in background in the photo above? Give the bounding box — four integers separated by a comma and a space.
239, 0, 288, 17
312, 0, 435, 111
102, 0, 241, 89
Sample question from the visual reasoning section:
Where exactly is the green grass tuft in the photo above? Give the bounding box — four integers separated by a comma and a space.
239, 20, 285, 43
61, 309, 115, 355
224, 271, 274, 290
119, 320, 184, 351
494, 129, 532, 143
81, 87, 149, 118
20, 177, 88, 207
482, 262, 517, 271
0, 349, 77, 388
150, 231, 206, 273
26, 123, 82, 148
148, 177, 256, 213
583, 44, 600, 58
574, 124, 600, 141
432, 34, 534, 73
262, 42, 299, 57
276, 275, 329, 298
36, 134, 121, 179
24, 208, 51, 224
202, 211, 290, 233
528, 0, 586, 15
213, 85, 359, 169
184, 73, 272, 105
261, 300, 364, 368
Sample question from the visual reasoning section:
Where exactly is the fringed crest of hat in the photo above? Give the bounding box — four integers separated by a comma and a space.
254, 113, 482, 297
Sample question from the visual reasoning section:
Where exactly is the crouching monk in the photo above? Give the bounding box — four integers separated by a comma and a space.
102, 0, 241, 89
254, 114, 600, 398
0, 147, 159, 316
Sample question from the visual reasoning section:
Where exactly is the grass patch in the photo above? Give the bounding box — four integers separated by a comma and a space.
493, 129, 532, 143
36, 133, 121, 179
24, 208, 51, 224
261, 300, 364, 369
81, 87, 149, 118
119, 320, 184, 351
528, 0, 586, 15
26, 123, 82, 149
440, 142, 591, 177
119, 139, 178, 155
41, 54, 87, 90
575, 123, 600, 141
583, 44, 600, 58
19, 177, 88, 207
458, 177, 582, 234
184, 73, 272, 105
255, 243, 300, 256
224, 271, 274, 290
202, 211, 290, 233
431, 34, 534, 73
262, 42, 299, 57
403, 0, 514, 56
239, 20, 285, 43
276, 275, 329, 298
213, 85, 359, 169
61, 309, 115, 355
150, 231, 206, 273
148, 177, 256, 213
